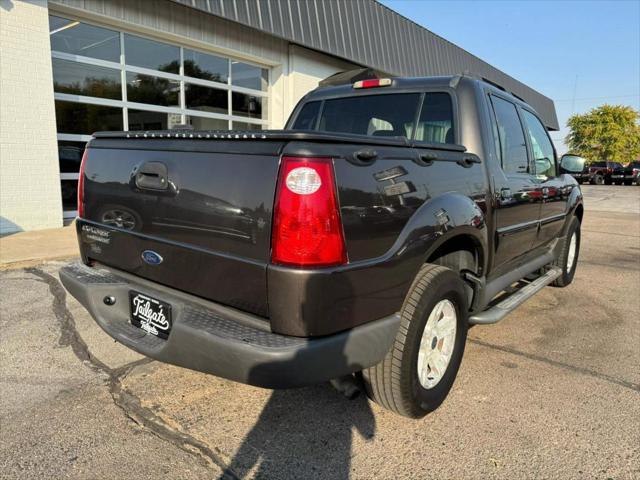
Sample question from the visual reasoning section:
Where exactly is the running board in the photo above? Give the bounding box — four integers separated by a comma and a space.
469, 267, 563, 325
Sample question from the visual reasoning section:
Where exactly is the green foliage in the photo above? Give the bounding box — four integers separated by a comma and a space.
565, 105, 640, 164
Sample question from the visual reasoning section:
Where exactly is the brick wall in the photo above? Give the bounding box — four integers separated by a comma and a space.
1, 0, 62, 234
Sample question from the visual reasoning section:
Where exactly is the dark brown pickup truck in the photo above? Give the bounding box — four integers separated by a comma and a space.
61, 73, 585, 418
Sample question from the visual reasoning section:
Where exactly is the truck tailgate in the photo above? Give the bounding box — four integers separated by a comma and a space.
80, 138, 283, 317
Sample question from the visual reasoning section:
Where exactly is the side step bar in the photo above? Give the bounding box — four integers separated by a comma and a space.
469, 267, 563, 325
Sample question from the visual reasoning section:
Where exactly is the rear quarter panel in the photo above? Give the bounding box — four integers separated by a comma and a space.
268, 140, 490, 336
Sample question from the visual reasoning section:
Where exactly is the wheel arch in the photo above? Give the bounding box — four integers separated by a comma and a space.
396, 192, 489, 268
424, 233, 485, 276
575, 203, 584, 223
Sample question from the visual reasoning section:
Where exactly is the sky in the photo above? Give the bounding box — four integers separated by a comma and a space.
379, 0, 640, 154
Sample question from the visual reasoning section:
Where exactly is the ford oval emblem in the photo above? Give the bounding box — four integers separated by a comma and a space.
141, 250, 163, 265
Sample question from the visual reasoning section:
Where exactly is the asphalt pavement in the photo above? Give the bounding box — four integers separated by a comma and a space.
1, 184, 638, 479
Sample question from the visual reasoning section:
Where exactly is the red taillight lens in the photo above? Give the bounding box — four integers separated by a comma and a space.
271, 156, 347, 267
77, 148, 88, 218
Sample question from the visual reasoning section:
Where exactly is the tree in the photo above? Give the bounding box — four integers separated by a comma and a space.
565, 105, 640, 163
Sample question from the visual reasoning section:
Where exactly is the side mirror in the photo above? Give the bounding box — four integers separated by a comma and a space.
560, 154, 586, 173
535, 157, 552, 175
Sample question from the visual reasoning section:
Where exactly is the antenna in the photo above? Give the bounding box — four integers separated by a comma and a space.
571, 75, 579, 114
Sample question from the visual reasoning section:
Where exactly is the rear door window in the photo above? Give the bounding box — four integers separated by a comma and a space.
522, 109, 556, 177
490, 95, 529, 174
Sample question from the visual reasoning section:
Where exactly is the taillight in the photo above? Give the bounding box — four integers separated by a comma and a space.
271, 156, 347, 267
77, 148, 88, 218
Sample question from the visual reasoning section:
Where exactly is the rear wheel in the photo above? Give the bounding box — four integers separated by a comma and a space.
594, 174, 605, 185
363, 264, 468, 418
552, 216, 581, 287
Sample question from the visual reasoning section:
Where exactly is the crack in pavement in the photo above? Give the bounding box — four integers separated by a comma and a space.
25, 267, 237, 479
468, 337, 640, 392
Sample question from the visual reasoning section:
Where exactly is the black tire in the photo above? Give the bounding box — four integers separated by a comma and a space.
623, 180, 632, 186
362, 264, 468, 418
552, 216, 581, 287
594, 174, 605, 185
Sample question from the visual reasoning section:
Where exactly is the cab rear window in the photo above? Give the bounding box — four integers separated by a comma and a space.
292, 92, 455, 144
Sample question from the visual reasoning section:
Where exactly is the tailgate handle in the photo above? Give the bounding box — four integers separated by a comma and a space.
351, 149, 378, 165
134, 161, 169, 191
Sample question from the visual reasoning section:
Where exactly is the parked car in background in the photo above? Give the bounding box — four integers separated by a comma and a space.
611, 161, 640, 185
588, 161, 623, 185
565, 157, 590, 184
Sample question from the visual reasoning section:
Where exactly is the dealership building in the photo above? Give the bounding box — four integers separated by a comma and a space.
0, 0, 558, 234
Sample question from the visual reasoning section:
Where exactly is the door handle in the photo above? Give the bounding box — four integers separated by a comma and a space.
134, 161, 169, 191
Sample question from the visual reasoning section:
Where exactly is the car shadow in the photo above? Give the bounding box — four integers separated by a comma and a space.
219, 383, 376, 480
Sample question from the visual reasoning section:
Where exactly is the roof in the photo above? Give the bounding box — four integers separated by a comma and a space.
169, 0, 559, 130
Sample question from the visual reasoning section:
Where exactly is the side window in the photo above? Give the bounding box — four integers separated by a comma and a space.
522, 110, 556, 176
414, 93, 454, 144
490, 96, 529, 174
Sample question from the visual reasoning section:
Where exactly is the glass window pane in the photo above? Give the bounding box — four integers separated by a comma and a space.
232, 122, 262, 131
124, 34, 179, 73
186, 116, 229, 130
291, 101, 320, 130
414, 93, 454, 144
55, 101, 123, 134
185, 83, 227, 114
126, 72, 180, 107
58, 141, 86, 173
128, 109, 183, 131
522, 110, 556, 177
49, 15, 120, 62
52, 58, 121, 100
232, 92, 265, 119
184, 49, 228, 83
491, 96, 529, 174
231, 61, 268, 91
317, 93, 420, 137
61, 179, 78, 211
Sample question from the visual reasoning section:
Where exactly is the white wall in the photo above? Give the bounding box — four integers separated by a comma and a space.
278, 45, 358, 128
0, 0, 62, 234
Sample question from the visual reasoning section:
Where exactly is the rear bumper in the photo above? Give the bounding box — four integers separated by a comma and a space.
59, 262, 400, 389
